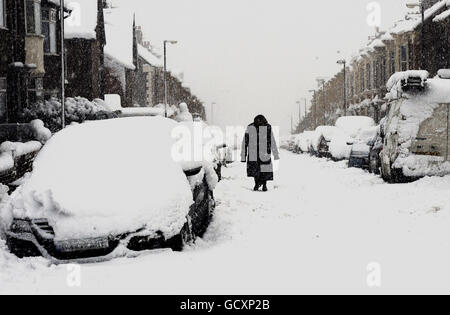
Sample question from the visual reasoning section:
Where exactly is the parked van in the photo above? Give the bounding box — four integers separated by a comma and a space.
381, 71, 450, 183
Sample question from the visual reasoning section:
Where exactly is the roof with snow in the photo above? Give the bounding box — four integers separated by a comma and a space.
390, 0, 449, 35
138, 45, 163, 68
65, 0, 97, 40
65, 0, 135, 69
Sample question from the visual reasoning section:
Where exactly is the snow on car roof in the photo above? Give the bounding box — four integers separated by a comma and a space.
335, 116, 375, 138
0, 117, 201, 241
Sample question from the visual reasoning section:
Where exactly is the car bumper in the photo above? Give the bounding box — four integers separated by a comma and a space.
349, 156, 370, 169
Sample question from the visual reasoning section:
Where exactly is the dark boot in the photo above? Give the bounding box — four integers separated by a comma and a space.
253, 178, 261, 191
262, 181, 268, 192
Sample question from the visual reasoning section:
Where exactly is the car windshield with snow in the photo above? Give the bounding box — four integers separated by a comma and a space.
381, 71, 450, 182
0, 117, 218, 262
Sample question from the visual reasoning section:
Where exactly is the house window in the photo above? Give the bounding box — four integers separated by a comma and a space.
0, 78, 7, 122
400, 46, 407, 71
0, 0, 6, 28
390, 51, 395, 76
366, 63, 371, 90
26, 0, 42, 35
28, 77, 43, 105
42, 8, 57, 53
360, 69, 365, 92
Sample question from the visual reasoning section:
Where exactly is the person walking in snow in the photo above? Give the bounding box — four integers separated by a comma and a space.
241, 115, 280, 192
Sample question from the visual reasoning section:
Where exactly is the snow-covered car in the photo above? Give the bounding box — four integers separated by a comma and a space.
381, 71, 450, 183
0, 117, 218, 262
348, 126, 379, 170
296, 131, 316, 154
331, 116, 376, 162
368, 118, 386, 175
312, 126, 350, 160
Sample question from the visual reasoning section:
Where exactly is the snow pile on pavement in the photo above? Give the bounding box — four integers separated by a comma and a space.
175, 103, 194, 122
0, 141, 42, 158
119, 107, 166, 117
0, 153, 14, 173
29, 120, 52, 143
0, 117, 195, 241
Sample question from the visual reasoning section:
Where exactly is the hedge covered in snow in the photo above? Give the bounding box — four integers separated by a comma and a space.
21, 97, 119, 132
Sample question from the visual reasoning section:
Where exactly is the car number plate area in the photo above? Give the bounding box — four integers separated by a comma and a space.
55, 237, 110, 253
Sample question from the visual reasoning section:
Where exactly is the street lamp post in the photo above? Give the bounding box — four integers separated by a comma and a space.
211, 102, 216, 124
337, 59, 347, 116
164, 40, 178, 118
60, 0, 66, 129
308, 89, 316, 130
316, 78, 326, 125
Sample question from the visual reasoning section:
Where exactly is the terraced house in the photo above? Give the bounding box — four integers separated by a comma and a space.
65, 0, 205, 118
0, 0, 69, 124
307, 0, 450, 129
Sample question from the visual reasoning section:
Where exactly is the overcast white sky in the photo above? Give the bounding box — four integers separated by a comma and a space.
119, 0, 408, 134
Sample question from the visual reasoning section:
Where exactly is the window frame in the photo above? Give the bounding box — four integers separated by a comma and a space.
25, 0, 42, 36
0, 77, 7, 122
400, 45, 408, 72
27, 77, 44, 105
42, 7, 57, 54
390, 51, 395, 76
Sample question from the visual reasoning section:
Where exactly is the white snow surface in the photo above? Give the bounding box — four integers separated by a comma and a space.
0, 141, 42, 158
175, 103, 194, 122
335, 116, 376, 138
30, 120, 52, 143
328, 133, 353, 160
0, 117, 194, 241
64, 0, 98, 40
295, 131, 315, 152
1, 151, 450, 294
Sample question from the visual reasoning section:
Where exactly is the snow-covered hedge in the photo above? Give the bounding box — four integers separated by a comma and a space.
0, 120, 51, 175
21, 97, 118, 132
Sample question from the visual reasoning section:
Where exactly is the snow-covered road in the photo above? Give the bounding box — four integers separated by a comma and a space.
1, 150, 450, 294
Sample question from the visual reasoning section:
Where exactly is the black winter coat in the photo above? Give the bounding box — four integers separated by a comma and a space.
241, 121, 280, 182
